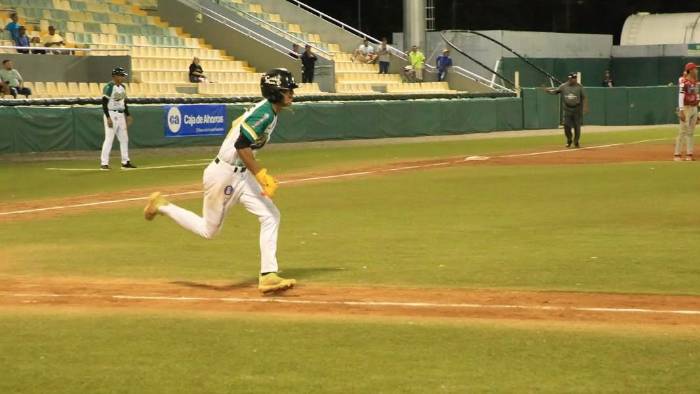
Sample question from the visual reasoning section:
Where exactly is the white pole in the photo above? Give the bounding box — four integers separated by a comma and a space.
577, 71, 582, 84
515, 71, 521, 98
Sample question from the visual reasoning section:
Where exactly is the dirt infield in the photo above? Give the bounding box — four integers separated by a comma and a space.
0, 142, 679, 223
1, 276, 699, 328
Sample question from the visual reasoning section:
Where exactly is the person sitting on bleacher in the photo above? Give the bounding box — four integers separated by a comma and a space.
0, 59, 31, 98
0, 13, 21, 44
189, 57, 207, 83
15, 26, 30, 54
354, 38, 376, 64
30, 37, 46, 55
44, 26, 65, 55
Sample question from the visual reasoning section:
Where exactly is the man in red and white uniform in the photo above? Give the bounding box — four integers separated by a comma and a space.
675, 62, 698, 161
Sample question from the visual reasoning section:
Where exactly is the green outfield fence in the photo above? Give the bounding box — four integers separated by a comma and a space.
502, 57, 700, 87
0, 88, 678, 154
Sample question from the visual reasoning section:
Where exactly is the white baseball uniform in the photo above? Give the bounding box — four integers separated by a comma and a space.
100, 82, 131, 166
158, 99, 281, 273
676, 75, 698, 157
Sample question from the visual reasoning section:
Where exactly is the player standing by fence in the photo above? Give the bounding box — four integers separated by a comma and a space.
100, 67, 136, 170
675, 62, 698, 161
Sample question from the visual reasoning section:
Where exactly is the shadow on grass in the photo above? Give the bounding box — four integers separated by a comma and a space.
170, 279, 257, 291
170, 267, 346, 291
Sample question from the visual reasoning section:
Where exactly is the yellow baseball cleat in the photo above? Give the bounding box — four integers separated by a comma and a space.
143, 192, 169, 221
258, 273, 296, 294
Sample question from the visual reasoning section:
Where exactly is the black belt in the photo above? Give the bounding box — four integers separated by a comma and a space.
110, 110, 125, 113
214, 157, 246, 173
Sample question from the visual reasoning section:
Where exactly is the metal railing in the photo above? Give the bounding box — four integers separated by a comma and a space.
286, 0, 513, 92
178, 0, 298, 59
214, 0, 331, 58
286, 0, 409, 60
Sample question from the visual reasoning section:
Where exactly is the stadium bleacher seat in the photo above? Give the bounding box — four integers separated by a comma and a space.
1, 0, 261, 98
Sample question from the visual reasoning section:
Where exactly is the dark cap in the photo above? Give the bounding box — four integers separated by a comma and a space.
111, 67, 127, 77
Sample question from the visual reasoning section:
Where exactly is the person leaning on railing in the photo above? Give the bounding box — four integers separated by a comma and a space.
15, 26, 30, 54
44, 25, 65, 55
377, 38, 390, 74
407, 45, 425, 82
0, 59, 31, 98
301, 44, 317, 83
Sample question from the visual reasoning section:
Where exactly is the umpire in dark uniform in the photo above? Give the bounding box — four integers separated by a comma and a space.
546, 72, 589, 148
300, 44, 317, 83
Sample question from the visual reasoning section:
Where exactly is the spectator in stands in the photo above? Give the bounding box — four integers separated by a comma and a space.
602, 70, 614, 87
377, 37, 390, 74
301, 44, 317, 83
30, 36, 46, 54
44, 26, 65, 54
436, 49, 453, 82
0, 59, 32, 98
408, 45, 425, 82
0, 13, 21, 44
289, 43, 301, 59
15, 26, 30, 54
354, 38, 376, 64
188, 57, 207, 83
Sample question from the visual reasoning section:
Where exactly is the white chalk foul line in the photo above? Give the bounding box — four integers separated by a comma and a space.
6, 292, 700, 316
2, 137, 668, 217
47, 163, 207, 171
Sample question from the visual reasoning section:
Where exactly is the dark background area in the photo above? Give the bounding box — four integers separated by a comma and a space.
300, 0, 700, 44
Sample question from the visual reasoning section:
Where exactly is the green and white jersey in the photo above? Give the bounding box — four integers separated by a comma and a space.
102, 82, 127, 111
217, 99, 278, 167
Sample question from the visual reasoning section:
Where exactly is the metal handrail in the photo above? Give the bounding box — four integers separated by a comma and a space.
178, 0, 297, 59
287, 0, 506, 89
215, 0, 331, 57
450, 65, 513, 92
286, 0, 410, 60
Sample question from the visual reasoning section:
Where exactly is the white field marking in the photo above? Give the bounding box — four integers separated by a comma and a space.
277, 171, 374, 184
464, 156, 491, 161
2, 137, 669, 217
45, 167, 105, 172
5, 292, 700, 316
0, 191, 201, 216
47, 163, 207, 171
495, 138, 669, 159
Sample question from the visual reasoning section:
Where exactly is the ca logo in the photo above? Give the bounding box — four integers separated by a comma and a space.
167, 106, 182, 133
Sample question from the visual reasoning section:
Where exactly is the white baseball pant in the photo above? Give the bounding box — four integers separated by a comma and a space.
676, 105, 697, 156
158, 160, 281, 274
101, 111, 130, 166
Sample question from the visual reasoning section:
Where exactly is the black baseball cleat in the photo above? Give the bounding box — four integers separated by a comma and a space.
121, 161, 137, 169
566, 143, 572, 148
574, 143, 580, 149
100, 165, 110, 171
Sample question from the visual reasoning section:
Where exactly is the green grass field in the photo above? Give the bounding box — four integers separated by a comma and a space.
2, 126, 699, 393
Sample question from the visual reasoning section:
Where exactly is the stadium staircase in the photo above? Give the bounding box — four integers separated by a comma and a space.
215, 0, 457, 94
0, 0, 322, 98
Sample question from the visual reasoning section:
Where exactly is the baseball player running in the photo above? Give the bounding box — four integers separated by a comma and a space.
143, 68, 297, 294
100, 67, 136, 170
675, 62, 698, 161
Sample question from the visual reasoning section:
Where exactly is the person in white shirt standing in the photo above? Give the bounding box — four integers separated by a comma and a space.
100, 67, 136, 170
